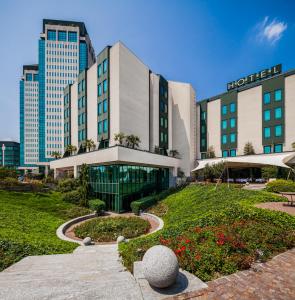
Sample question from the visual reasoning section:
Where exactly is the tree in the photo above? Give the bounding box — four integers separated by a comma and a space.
244, 142, 255, 155
125, 134, 141, 149
206, 146, 216, 158
50, 151, 61, 159
66, 145, 77, 156
203, 162, 225, 182
84, 139, 96, 152
169, 149, 180, 158
78, 163, 90, 207
114, 132, 125, 145
262, 166, 278, 179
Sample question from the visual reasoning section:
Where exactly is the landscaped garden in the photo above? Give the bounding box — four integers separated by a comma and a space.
119, 184, 295, 281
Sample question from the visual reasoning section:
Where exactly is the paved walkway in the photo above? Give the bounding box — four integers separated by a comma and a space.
256, 201, 295, 216
168, 248, 295, 300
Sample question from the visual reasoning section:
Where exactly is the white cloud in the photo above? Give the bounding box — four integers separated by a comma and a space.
256, 17, 287, 45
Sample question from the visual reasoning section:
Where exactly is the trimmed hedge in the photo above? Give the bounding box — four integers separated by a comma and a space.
266, 179, 295, 193
131, 195, 157, 215
89, 199, 106, 215
62, 190, 81, 204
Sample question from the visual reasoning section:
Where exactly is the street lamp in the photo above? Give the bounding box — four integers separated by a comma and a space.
2, 144, 5, 167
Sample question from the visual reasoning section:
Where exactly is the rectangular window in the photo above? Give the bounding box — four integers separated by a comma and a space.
222, 105, 227, 115
230, 149, 236, 157
98, 121, 103, 134
201, 125, 206, 134
201, 111, 206, 120
230, 133, 236, 143
264, 92, 271, 104
82, 79, 85, 91
103, 99, 108, 113
201, 138, 206, 147
98, 102, 102, 115
103, 59, 108, 73
275, 125, 282, 137
222, 150, 228, 157
103, 80, 108, 93
68, 31, 77, 42
160, 117, 164, 127
98, 84, 102, 96
264, 127, 271, 138
164, 133, 168, 143
274, 144, 283, 153
160, 132, 164, 143
230, 102, 236, 113
222, 120, 227, 130
103, 119, 108, 133
264, 110, 271, 121
275, 89, 282, 101
33, 74, 38, 81
26, 73, 32, 81
78, 82, 81, 93
47, 30, 56, 40
275, 107, 282, 119
264, 145, 272, 154
201, 153, 207, 159
97, 64, 102, 77
230, 118, 236, 128
222, 134, 227, 144
164, 118, 168, 129
58, 31, 67, 41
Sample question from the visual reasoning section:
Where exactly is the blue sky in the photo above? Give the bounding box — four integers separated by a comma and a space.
0, 0, 294, 141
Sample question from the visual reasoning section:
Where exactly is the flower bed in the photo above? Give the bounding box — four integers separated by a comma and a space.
74, 216, 151, 242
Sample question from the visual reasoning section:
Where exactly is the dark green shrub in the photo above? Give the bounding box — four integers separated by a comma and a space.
0, 177, 19, 187
131, 195, 157, 215
57, 178, 78, 192
89, 199, 106, 215
0, 168, 17, 180
62, 190, 82, 204
266, 179, 295, 193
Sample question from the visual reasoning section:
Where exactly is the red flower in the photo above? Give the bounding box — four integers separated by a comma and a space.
195, 254, 202, 261
185, 239, 191, 244
181, 245, 186, 251
216, 239, 225, 246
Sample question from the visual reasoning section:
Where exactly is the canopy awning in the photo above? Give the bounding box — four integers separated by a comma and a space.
192, 152, 295, 172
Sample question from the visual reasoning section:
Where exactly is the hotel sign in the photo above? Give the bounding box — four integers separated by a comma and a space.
227, 64, 282, 91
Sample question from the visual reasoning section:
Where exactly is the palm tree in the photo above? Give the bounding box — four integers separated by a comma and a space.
125, 134, 141, 149
114, 132, 125, 145
65, 144, 77, 156
51, 151, 61, 159
244, 142, 255, 155
84, 139, 96, 152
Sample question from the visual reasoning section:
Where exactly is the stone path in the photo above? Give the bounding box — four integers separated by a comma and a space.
0, 244, 143, 300
168, 248, 295, 300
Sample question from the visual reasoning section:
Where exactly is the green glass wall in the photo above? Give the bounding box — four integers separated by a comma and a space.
89, 164, 169, 213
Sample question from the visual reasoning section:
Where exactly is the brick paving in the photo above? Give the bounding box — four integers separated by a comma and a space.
167, 248, 295, 300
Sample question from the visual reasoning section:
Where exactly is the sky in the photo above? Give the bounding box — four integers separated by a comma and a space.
0, 0, 294, 142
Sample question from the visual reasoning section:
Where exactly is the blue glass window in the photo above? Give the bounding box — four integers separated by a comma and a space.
264, 110, 271, 121
103, 99, 108, 113
264, 127, 271, 138
98, 102, 102, 115
68, 31, 77, 42
264, 92, 271, 104
222, 134, 227, 144
201, 138, 206, 147
103, 80, 108, 93
275, 125, 282, 137
98, 84, 102, 96
201, 111, 206, 120
222, 105, 227, 115
230, 149, 236, 157
103, 119, 108, 133
275, 107, 282, 119
98, 64, 102, 77
33, 74, 38, 81
222, 120, 227, 130
103, 59, 108, 73
230, 102, 236, 113
230, 133, 236, 143
274, 144, 283, 153
26, 73, 32, 81
264, 145, 272, 154
58, 31, 67, 41
98, 121, 103, 134
222, 150, 228, 157
201, 125, 206, 134
275, 89, 282, 101
47, 30, 56, 40
230, 118, 236, 128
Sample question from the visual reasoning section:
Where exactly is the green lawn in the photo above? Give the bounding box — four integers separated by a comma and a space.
0, 190, 91, 271
119, 184, 295, 281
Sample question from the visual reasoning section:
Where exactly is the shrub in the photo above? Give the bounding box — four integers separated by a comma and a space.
89, 199, 106, 215
62, 190, 82, 204
57, 178, 79, 193
0, 168, 17, 180
266, 179, 295, 193
0, 177, 19, 187
131, 195, 157, 215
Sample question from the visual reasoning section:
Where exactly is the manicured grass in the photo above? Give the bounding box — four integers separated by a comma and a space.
74, 216, 151, 242
0, 190, 91, 271
119, 184, 295, 281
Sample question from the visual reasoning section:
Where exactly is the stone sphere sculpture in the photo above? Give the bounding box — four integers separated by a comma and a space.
117, 235, 125, 243
82, 237, 92, 246
142, 245, 179, 288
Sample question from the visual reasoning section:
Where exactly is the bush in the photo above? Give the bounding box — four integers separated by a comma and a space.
0, 168, 17, 180
266, 179, 295, 193
131, 195, 157, 215
0, 177, 19, 187
89, 199, 106, 215
57, 178, 78, 193
62, 190, 82, 204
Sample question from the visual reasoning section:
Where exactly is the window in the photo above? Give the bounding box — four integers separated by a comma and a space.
58, 31, 67, 41
230, 118, 236, 128
275, 107, 282, 119
222, 134, 227, 144
274, 144, 283, 153
47, 30, 56, 40
264, 110, 271, 121
165, 118, 168, 129
275, 125, 282, 137
230, 102, 236, 113
275, 89, 282, 101
201, 138, 206, 147
98, 121, 103, 134
264, 127, 271, 138
82, 79, 85, 91
160, 117, 164, 127
201, 111, 206, 120
68, 31, 77, 42
103, 99, 108, 113
264, 92, 271, 104
222, 120, 227, 130
201, 153, 207, 159
98, 102, 102, 115
33, 74, 38, 81
230, 133, 236, 143
264, 145, 272, 154
160, 132, 164, 143
97, 64, 102, 77
103, 59, 108, 73
78, 82, 81, 93
222, 150, 228, 157
103, 80, 108, 93
230, 149, 236, 157
26, 73, 32, 81
98, 84, 102, 96
103, 119, 108, 133
222, 105, 227, 115
201, 125, 206, 134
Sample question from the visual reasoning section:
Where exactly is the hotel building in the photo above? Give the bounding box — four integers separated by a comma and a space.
50, 42, 197, 212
